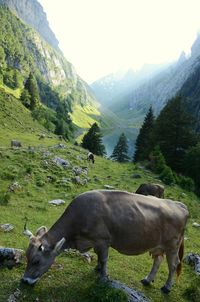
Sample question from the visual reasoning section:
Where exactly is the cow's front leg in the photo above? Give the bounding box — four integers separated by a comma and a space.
141, 255, 163, 286
161, 250, 180, 293
94, 244, 109, 281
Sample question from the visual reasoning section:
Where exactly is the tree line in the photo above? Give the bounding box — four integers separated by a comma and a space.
81, 96, 200, 195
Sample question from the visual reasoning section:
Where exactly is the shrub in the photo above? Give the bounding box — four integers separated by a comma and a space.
149, 145, 166, 174
176, 175, 195, 192
160, 165, 175, 185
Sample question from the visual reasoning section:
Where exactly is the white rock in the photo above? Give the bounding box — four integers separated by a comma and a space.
48, 199, 65, 206
192, 222, 200, 228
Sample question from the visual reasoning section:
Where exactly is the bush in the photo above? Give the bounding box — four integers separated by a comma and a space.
83, 283, 128, 302
149, 145, 166, 174
176, 175, 195, 192
160, 165, 175, 185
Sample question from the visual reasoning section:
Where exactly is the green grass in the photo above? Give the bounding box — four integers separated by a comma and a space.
0, 141, 200, 301
0, 83, 21, 99
70, 104, 101, 129
0, 87, 200, 301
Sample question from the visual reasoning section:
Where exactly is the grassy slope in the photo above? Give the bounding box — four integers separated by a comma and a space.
0, 89, 59, 148
0, 87, 200, 302
0, 140, 200, 301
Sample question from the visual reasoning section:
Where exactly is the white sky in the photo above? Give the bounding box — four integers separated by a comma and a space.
38, 0, 200, 83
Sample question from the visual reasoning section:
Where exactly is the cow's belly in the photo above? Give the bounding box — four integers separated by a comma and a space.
110, 229, 162, 255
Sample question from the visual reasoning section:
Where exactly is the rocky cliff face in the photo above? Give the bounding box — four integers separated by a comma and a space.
0, 0, 59, 50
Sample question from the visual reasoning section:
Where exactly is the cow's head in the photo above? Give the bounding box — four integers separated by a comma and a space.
21, 225, 65, 285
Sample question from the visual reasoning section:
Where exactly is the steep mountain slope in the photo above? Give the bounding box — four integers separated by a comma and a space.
180, 60, 200, 132
0, 88, 58, 147
0, 3, 101, 134
91, 34, 200, 130
0, 0, 59, 50
91, 64, 169, 107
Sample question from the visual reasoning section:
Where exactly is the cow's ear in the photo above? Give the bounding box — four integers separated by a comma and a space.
36, 226, 48, 237
53, 237, 66, 254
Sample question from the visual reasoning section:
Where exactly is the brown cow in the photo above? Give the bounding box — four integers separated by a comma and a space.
21, 190, 188, 293
135, 183, 165, 198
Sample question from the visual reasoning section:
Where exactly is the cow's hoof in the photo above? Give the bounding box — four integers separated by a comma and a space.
141, 279, 150, 286
161, 286, 170, 294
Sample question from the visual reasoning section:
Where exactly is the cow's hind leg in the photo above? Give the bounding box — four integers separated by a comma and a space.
161, 250, 180, 294
141, 255, 163, 286
94, 244, 109, 281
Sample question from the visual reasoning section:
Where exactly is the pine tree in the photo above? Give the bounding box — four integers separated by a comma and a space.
111, 133, 129, 162
183, 142, 200, 192
23, 73, 40, 110
153, 96, 197, 172
81, 123, 106, 156
133, 106, 155, 162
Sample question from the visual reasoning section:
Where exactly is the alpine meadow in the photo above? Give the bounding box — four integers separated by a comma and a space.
0, 1, 200, 302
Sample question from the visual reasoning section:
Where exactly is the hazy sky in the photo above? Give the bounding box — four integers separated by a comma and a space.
38, 0, 200, 83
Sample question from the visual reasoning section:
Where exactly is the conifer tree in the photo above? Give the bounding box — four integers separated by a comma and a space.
111, 133, 129, 162
133, 106, 155, 162
81, 123, 106, 156
21, 73, 40, 110
153, 96, 197, 172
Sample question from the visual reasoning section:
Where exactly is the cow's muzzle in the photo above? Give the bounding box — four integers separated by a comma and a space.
20, 276, 39, 285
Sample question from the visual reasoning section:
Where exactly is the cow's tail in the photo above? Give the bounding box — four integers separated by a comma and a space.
176, 237, 184, 278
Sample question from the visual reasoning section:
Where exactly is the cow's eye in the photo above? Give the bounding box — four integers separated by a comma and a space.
39, 244, 44, 252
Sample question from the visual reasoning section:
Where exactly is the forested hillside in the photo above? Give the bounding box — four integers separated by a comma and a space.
0, 5, 101, 139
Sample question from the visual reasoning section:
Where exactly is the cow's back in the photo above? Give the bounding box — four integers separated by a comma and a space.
66, 190, 188, 255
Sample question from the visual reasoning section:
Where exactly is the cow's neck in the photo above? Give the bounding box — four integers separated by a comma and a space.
44, 210, 72, 246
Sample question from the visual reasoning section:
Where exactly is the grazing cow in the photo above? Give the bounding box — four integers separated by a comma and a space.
22, 190, 188, 293
135, 183, 165, 198
87, 152, 95, 164
11, 140, 22, 148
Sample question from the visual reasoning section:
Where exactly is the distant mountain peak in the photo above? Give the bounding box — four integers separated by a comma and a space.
0, 0, 59, 49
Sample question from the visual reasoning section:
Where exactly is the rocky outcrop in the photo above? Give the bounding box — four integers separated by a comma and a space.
0, 0, 59, 50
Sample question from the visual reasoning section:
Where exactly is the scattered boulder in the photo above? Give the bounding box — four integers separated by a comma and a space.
64, 249, 93, 263
109, 280, 150, 302
52, 157, 70, 168
135, 183, 165, 198
184, 253, 200, 275
0, 224, 14, 232
7, 289, 21, 302
11, 140, 22, 148
132, 174, 142, 179
82, 178, 88, 185
73, 166, 88, 176
48, 199, 65, 206
73, 166, 83, 175
0, 247, 24, 269
54, 143, 66, 149
39, 134, 45, 140
104, 185, 114, 189
192, 222, 200, 228
73, 176, 82, 184
8, 182, 21, 192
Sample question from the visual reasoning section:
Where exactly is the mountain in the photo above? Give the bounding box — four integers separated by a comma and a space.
0, 0, 59, 50
0, 1, 102, 139
91, 64, 169, 108
180, 59, 200, 132
91, 34, 200, 131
